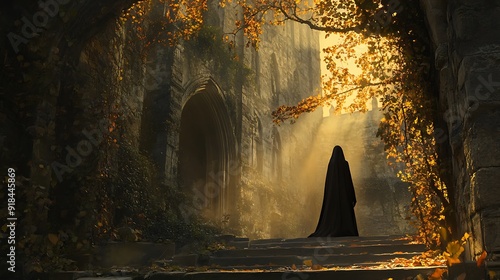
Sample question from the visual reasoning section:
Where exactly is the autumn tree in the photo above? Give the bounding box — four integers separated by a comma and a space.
222, 0, 452, 246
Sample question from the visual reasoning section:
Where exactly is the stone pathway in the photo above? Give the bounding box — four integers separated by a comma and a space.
72, 235, 446, 280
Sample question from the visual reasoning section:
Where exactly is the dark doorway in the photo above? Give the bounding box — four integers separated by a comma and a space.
178, 80, 237, 224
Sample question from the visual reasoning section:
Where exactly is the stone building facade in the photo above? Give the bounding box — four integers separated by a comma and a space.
421, 0, 500, 264
111, 1, 323, 237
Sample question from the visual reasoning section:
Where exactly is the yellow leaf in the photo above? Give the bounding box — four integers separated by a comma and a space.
446, 256, 461, 266
461, 232, 470, 243
48, 233, 59, 245
429, 268, 446, 280
446, 241, 464, 258
303, 259, 312, 267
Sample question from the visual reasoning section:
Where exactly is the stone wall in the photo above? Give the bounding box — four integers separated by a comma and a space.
1, 0, 321, 239
92, 1, 323, 237
233, 12, 323, 238
421, 0, 500, 263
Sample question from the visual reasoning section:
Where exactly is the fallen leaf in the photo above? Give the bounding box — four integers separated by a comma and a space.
446, 256, 461, 266
48, 233, 59, 245
429, 268, 446, 280
312, 264, 323, 270
476, 250, 487, 267
446, 241, 465, 258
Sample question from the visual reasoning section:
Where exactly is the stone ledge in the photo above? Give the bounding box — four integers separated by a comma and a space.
463, 106, 500, 173
94, 241, 176, 269
141, 267, 446, 280
448, 262, 488, 280
471, 167, 500, 212
486, 261, 500, 277
481, 212, 500, 254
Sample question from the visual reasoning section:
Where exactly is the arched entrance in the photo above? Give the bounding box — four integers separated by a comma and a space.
178, 79, 238, 224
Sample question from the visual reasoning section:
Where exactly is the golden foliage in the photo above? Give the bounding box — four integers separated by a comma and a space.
260, 1, 451, 247
443, 233, 469, 266
121, 0, 208, 48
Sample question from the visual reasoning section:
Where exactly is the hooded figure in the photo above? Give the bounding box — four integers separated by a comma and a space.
309, 146, 359, 237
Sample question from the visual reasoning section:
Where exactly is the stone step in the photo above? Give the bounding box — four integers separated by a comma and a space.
78, 277, 133, 280
208, 252, 422, 267
228, 240, 250, 249
144, 267, 444, 280
95, 241, 176, 268
248, 235, 408, 243
60, 235, 446, 280
249, 235, 407, 244
215, 243, 426, 258
207, 263, 384, 271
246, 236, 416, 249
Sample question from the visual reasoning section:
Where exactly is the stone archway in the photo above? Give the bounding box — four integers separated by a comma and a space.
178, 79, 238, 224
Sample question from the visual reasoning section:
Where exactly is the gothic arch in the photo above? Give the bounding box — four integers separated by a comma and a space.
178, 77, 238, 223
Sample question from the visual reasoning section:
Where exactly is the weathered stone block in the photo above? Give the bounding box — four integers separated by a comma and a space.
448, 262, 488, 280
451, 6, 479, 41
486, 261, 500, 278
79, 277, 133, 280
471, 167, 500, 212
146, 272, 185, 280
463, 107, 500, 173
462, 57, 500, 105
171, 254, 199, 266
481, 209, 500, 254
450, 2, 500, 56
96, 241, 175, 268
43, 271, 93, 280
470, 213, 484, 259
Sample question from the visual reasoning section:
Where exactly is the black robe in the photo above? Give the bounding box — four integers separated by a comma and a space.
309, 146, 359, 237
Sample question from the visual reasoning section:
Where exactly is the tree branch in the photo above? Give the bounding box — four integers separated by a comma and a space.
274, 2, 367, 33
